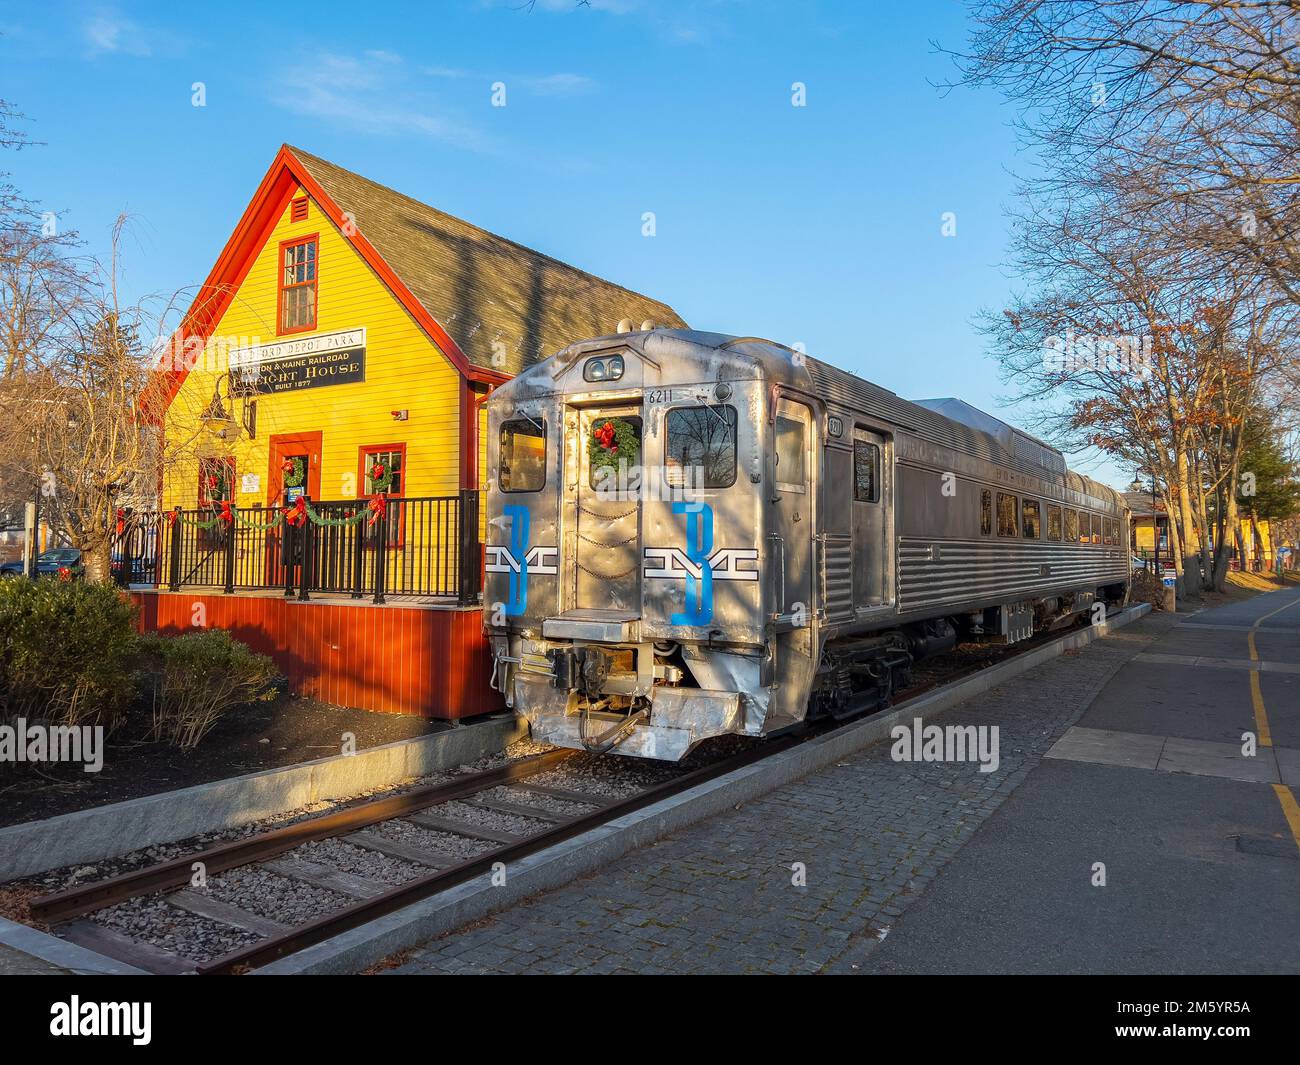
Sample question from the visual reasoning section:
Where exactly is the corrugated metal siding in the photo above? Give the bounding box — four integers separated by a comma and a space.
897, 538, 1129, 613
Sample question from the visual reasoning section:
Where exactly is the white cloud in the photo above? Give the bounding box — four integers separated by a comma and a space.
522, 73, 596, 97
82, 11, 153, 56
272, 50, 492, 152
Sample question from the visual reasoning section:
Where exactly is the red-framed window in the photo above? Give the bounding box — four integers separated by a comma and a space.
358, 443, 407, 547
278, 235, 318, 335
198, 456, 236, 506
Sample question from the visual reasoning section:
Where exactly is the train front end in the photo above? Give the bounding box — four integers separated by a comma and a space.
484, 329, 788, 760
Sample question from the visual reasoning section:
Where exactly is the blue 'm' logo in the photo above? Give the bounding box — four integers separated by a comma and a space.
671, 502, 714, 626
505, 504, 529, 616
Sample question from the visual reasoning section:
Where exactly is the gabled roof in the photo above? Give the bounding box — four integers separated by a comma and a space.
153, 144, 686, 409
289, 147, 686, 377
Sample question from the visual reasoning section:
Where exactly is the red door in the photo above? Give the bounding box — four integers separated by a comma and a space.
266, 432, 323, 585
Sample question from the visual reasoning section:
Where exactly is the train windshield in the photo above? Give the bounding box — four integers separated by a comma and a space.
665, 405, 737, 489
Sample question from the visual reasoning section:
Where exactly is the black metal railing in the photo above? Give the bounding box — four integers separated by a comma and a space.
111, 492, 482, 605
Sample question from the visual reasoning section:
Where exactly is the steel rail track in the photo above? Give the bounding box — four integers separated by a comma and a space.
197, 732, 803, 974
29, 749, 576, 924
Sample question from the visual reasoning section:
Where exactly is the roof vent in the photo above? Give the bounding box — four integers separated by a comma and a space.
615, 318, 633, 334
640, 320, 656, 332
290, 197, 309, 223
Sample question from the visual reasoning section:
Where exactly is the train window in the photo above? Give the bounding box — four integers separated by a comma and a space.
1104, 517, 1116, 545
1022, 499, 1041, 539
1065, 508, 1078, 543
853, 441, 880, 502
499, 419, 546, 492
1047, 505, 1062, 541
980, 489, 993, 536
996, 492, 1018, 537
666, 405, 737, 489
1092, 514, 1102, 544
1079, 512, 1092, 544
775, 416, 806, 490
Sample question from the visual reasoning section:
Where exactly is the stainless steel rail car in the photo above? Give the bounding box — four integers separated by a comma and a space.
484, 329, 1130, 760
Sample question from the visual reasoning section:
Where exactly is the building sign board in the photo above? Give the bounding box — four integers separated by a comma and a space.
229, 328, 366, 395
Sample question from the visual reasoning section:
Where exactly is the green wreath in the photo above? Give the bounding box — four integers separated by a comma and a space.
205, 465, 232, 502
368, 460, 395, 494
588, 418, 640, 477
282, 457, 305, 489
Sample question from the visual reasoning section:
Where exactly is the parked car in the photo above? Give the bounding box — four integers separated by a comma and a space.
1131, 555, 1176, 579
0, 548, 83, 579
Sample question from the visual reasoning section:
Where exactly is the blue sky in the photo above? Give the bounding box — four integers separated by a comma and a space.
0, 1, 1129, 486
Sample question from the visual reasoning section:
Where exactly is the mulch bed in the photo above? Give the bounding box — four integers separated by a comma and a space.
0, 696, 462, 830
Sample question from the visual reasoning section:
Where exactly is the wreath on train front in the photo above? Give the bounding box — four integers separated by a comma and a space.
588, 419, 640, 476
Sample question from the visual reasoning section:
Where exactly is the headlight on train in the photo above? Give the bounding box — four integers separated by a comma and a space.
583, 355, 624, 382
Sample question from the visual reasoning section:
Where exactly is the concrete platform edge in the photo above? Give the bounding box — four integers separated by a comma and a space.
0, 917, 147, 975
0, 715, 526, 882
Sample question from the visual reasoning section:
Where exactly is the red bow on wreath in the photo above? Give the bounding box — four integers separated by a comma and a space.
166, 511, 179, 527
371, 462, 385, 480
115, 509, 125, 535
280, 458, 294, 473
285, 497, 308, 527
219, 500, 234, 524
367, 493, 388, 527
596, 421, 616, 451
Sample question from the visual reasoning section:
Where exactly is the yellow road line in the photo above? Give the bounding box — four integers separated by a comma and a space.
1247, 593, 1300, 854
1273, 785, 1300, 856
1250, 671, 1273, 748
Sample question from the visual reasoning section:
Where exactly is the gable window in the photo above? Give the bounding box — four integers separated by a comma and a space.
290, 197, 309, 223
279, 236, 318, 334
996, 492, 1018, 537
1022, 499, 1041, 539
980, 489, 993, 536
1047, 505, 1062, 541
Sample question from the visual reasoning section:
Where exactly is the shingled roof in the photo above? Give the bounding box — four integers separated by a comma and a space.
287, 146, 687, 377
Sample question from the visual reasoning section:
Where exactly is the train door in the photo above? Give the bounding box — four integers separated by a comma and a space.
765, 397, 817, 730
770, 398, 815, 632
851, 427, 889, 608
567, 403, 643, 615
